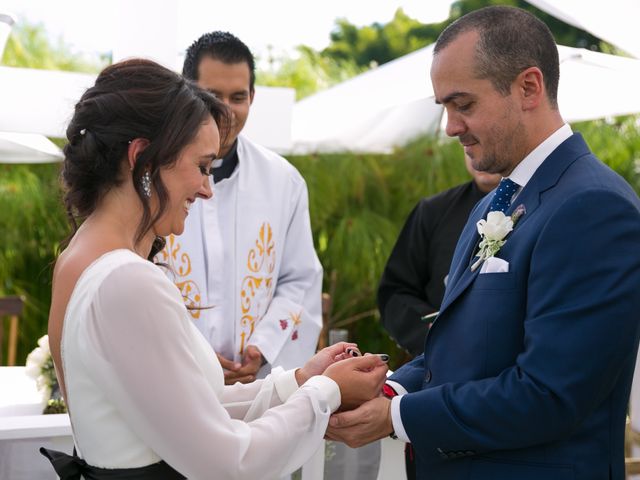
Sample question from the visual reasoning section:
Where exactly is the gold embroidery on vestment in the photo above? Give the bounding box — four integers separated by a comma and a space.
163, 234, 202, 319
239, 222, 275, 354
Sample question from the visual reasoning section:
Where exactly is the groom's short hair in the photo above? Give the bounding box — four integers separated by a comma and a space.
435, 6, 560, 108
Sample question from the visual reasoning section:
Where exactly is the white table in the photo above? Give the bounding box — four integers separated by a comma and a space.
0, 365, 43, 416
0, 367, 73, 480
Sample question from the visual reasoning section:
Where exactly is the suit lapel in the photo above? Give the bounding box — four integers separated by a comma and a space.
438, 133, 590, 316
507, 133, 590, 231
439, 197, 489, 312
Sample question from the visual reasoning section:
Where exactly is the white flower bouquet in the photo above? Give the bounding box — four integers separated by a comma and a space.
25, 334, 66, 414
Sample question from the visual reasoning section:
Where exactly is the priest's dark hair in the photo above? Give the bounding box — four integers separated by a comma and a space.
61, 58, 229, 260
182, 31, 256, 92
434, 5, 560, 108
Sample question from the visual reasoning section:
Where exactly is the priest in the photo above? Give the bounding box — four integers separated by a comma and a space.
161, 31, 322, 385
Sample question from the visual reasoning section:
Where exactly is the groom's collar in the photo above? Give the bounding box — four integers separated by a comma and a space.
508, 124, 573, 190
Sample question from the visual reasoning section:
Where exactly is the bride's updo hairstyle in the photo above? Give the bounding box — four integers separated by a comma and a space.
62, 58, 229, 258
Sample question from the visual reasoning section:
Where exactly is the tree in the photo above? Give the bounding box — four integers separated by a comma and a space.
324, 0, 610, 71
256, 8, 441, 100
259, 1, 614, 101
257, 46, 365, 100
321, 8, 441, 68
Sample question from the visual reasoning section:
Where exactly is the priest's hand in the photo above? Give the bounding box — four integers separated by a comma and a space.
219, 345, 264, 384
295, 342, 361, 386
217, 353, 241, 385
325, 396, 393, 448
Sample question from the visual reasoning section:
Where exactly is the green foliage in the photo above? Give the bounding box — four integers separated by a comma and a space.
0, 163, 69, 362
572, 116, 640, 194
322, 9, 441, 68
257, 46, 366, 100
1, 21, 107, 72
1, 20, 93, 362
288, 139, 470, 368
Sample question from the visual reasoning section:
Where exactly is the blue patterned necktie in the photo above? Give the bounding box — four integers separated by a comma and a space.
489, 178, 519, 213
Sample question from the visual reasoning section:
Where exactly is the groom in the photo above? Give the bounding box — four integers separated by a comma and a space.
327, 6, 640, 480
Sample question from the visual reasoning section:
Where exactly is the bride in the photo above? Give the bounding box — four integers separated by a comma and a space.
42, 58, 388, 480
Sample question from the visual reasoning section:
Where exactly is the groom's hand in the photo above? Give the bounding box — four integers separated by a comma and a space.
325, 396, 394, 448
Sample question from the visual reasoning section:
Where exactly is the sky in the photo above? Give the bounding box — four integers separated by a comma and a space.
1, 0, 455, 65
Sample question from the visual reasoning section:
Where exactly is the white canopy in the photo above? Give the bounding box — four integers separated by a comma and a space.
0, 66, 294, 153
0, 66, 95, 140
0, 2, 295, 163
525, 0, 640, 59
290, 43, 640, 154
291, 46, 441, 154
0, 11, 64, 164
0, 131, 62, 164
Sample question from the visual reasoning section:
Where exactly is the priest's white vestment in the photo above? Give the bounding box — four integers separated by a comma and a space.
161, 135, 323, 376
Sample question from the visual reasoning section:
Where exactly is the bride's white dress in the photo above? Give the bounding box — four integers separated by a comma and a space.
61, 249, 339, 479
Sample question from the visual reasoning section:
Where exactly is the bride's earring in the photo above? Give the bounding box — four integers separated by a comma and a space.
141, 171, 151, 198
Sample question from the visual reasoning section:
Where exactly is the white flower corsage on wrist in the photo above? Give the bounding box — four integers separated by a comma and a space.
471, 205, 526, 272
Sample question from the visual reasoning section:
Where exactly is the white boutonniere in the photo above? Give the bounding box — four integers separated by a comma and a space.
471, 205, 526, 272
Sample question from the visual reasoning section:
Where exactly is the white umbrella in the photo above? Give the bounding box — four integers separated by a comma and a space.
290, 43, 640, 154
0, 132, 62, 164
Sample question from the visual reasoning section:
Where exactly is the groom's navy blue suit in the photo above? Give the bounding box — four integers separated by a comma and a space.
390, 133, 640, 480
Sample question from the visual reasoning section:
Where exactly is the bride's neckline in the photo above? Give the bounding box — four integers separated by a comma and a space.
68, 248, 142, 303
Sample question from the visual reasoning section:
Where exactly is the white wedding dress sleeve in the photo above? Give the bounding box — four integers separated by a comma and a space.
62, 250, 339, 480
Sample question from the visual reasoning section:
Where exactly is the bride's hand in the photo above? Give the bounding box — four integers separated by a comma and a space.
295, 342, 360, 386
323, 355, 388, 411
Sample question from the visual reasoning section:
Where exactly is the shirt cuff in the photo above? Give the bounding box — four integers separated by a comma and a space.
385, 380, 408, 396
301, 375, 341, 412
391, 395, 410, 442
273, 367, 299, 402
